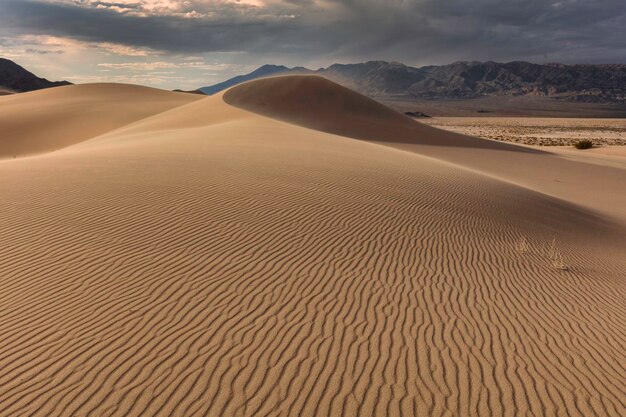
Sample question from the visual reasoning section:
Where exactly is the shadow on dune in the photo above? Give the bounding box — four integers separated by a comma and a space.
223, 75, 545, 154
223, 75, 626, 224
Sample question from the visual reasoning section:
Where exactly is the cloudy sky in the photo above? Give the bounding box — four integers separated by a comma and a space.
1, 0, 625, 89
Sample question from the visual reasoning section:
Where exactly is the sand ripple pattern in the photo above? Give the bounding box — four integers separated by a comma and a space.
0, 119, 625, 417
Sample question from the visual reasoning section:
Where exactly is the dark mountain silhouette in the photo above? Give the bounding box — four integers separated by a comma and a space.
200, 60, 626, 103
199, 64, 291, 95
407, 61, 626, 102
0, 58, 71, 93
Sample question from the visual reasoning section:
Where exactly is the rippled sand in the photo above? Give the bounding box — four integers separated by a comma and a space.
0, 77, 624, 417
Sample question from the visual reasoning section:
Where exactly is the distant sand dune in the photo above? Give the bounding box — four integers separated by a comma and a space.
0, 76, 624, 417
0, 83, 200, 159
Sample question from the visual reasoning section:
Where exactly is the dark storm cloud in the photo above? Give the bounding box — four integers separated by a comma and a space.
0, 0, 303, 53
1, 0, 625, 63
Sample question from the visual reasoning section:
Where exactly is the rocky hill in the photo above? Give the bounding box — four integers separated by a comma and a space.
0, 58, 71, 93
200, 60, 626, 103
199, 64, 290, 95
408, 61, 626, 103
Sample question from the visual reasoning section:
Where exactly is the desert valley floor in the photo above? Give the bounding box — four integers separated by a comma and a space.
0, 76, 624, 417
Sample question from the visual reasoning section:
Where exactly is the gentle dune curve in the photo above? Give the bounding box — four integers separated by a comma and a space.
0, 79, 625, 417
225, 75, 626, 222
0, 83, 201, 159
223, 75, 535, 152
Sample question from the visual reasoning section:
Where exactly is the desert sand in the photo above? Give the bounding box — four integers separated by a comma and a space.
0, 76, 624, 417
420, 117, 626, 146
385, 95, 626, 118
0, 83, 201, 159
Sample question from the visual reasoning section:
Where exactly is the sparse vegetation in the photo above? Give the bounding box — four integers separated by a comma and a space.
574, 139, 593, 149
515, 235, 530, 253
515, 235, 569, 271
548, 238, 569, 270
420, 118, 626, 147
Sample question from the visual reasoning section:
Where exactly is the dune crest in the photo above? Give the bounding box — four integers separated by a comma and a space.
223, 75, 527, 151
0, 83, 201, 159
225, 75, 626, 222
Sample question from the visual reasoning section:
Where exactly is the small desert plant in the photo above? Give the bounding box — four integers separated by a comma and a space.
574, 139, 593, 149
515, 235, 530, 253
548, 238, 568, 270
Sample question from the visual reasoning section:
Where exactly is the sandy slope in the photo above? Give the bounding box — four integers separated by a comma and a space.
0, 83, 201, 159
0, 77, 624, 417
225, 76, 626, 223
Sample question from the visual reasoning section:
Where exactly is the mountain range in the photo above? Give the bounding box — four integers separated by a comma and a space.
0, 58, 71, 94
200, 61, 626, 104
2, 57, 625, 107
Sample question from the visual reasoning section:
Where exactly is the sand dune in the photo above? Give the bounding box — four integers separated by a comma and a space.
225, 76, 626, 222
0, 77, 624, 417
0, 83, 200, 159
223, 75, 522, 150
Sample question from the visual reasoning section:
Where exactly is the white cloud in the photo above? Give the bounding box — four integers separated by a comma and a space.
0, 34, 157, 56
96, 42, 157, 56
97, 61, 242, 70
47, 0, 270, 17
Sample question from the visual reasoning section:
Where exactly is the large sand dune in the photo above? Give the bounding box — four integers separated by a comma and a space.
0, 83, 200, 159
0, 76, 624, 417
225, 76, 626, 222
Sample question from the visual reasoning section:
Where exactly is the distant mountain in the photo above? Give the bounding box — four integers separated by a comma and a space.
199, 60, 626, 103
0, 58, 71, 93
199, 64, 291, 95
319, 61, 427, 96
407, 61, 626, 102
